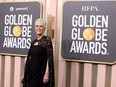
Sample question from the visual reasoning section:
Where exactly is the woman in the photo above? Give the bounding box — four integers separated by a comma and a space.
22, 18, 55, 87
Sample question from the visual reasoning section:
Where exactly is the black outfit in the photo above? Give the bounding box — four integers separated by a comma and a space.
22, 36, 55, 87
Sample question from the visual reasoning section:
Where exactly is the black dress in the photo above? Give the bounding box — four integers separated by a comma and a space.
23, 36, 55, 87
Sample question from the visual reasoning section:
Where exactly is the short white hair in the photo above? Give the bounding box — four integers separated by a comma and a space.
35, 18, 46, 29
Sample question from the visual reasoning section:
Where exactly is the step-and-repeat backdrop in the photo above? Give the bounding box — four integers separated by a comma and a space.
61, 1, 116, 64
0, 2, 42, 56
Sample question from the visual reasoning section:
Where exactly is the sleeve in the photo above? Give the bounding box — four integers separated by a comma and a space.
22, 55, 30, 87
24, 42, 32, 73
45, 36, 55, 87
22, 43, 32, 87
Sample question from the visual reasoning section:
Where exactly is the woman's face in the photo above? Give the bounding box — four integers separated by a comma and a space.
35, 21, 45, 35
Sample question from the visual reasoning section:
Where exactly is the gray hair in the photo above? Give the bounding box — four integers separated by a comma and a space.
35, 18, 46, 29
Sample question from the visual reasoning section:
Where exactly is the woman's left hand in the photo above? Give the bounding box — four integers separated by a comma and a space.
43, 73, 49, 83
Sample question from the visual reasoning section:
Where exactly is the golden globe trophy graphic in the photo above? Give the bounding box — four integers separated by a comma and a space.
13, 26, 22, 37
83, 28, 95, 41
